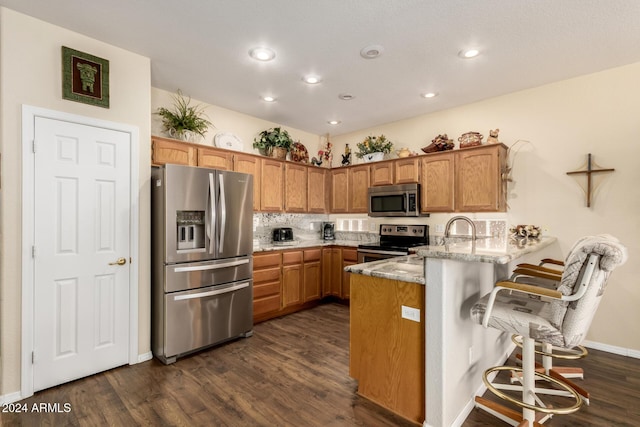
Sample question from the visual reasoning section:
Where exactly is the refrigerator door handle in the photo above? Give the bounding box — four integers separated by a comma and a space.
173, 282, 250, 301
207, 172, 216, 254
173, 258, 250, 273
218, 173, 227, 253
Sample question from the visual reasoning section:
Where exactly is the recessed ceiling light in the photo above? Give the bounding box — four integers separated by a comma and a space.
327, 120, 341, 125
249, 47, 276, 61
458, 48, 480, 59
303, 75, 322, 84
360, 45, 384, 59
338, 93, 355, 100
262, 96, 276, 102
421, 92, 438, 98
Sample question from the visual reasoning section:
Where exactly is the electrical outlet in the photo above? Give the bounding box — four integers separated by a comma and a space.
401, 305, 421, 323
435, 224, 445, 233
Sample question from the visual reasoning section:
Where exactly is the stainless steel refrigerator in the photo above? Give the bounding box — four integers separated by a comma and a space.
151, 164, 253, 364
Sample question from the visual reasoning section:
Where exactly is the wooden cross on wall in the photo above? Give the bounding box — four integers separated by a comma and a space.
566, 153, 615, 207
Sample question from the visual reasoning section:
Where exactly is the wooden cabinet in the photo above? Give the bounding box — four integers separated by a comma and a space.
260, 159, 284, 212
307, 167, 329, 213
330, 169, 349, 213
233, 154, 261, 211
197, 146, 233, 170
282, 251, 303, 308
341, 248, 358, 299
253, 252, 282, 322
284, 163, 308, 212
370, 161, 394, 186
420, 152, 455, 213
456, 144, 507, 212
394, 157, 420, 184
303, 249, 322, 302
348, 165, 370, 213
151, 136, 197, 166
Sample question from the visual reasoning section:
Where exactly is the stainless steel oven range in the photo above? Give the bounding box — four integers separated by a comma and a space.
357, 224, 429, 263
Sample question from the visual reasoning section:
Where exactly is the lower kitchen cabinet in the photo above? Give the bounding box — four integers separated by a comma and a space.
341, 248, 358, 299
322, 246, 356, 300
303, 249, 322, 302
282, 251, 303, 307
253, 252, 282, 322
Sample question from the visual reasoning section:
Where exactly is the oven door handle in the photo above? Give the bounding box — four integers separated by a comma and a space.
173, 282, 250, 301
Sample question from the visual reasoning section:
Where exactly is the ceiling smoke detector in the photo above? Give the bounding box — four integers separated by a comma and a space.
360, 45, 384, 59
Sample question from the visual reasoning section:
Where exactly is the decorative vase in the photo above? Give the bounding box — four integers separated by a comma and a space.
362, 152, 384, 162
270, 146, 288, 160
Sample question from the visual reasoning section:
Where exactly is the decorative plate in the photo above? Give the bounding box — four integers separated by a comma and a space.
214, 132, 243, 151
290, 141, 309, 163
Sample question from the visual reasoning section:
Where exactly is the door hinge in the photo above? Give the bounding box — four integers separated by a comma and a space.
32, 140, 37, 153
32, 246, 36, 258
32, 351, 35, 364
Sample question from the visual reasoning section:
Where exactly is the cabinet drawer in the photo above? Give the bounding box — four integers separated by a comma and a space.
342, 248, 358, 262
253, 267, 280, 284
304, 248, 322, 262
254, 295, 281, 316
283, 250, 303, 265
253, 252, 282, 269
254, 281, 280, 299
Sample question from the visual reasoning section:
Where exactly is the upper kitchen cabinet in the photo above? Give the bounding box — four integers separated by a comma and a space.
260, 158, 284, 212
370, 161, 395, 186
348, 165, 370, 213
233, 154, 261, 211
420, 152, 455, 213
151, 136, 197, 166
197, 146, 233, 170
394, 158, 420, 184
284, 163, 308, 212
331, 168, 349, 213
455, 144, 507, 212
308, 167, 329, 213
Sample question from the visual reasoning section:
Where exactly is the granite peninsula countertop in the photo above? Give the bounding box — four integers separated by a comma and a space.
344, 236, 556, 284
253, 239, 361, 252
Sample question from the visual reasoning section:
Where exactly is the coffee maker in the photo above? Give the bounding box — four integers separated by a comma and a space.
322, 222, 335, 240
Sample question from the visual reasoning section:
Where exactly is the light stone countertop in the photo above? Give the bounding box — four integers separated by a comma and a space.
344, 236, 556, 284
253, 239, 361, 252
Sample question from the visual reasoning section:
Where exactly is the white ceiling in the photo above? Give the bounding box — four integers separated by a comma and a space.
2, 0, 640, 135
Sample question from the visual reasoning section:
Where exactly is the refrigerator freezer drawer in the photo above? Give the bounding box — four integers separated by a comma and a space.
164, 256, 252, 293
162, 280, 253, 361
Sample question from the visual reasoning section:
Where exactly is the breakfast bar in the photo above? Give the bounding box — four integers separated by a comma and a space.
345, 236, 561, 427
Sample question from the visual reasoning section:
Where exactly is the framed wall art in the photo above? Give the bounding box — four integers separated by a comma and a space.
62, 46, 110, 108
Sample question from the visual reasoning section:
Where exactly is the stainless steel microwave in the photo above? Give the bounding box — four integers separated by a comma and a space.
368, 183, 424, 217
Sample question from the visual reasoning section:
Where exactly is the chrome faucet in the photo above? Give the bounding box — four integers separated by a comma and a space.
444, 216, 477, 240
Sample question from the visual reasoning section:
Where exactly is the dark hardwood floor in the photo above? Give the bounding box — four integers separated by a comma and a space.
3, 303, 639, 426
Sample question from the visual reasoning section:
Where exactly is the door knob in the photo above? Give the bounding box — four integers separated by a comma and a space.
109, 257, 127, 266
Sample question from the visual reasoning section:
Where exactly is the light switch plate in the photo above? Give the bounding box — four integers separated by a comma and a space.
401, 305, 421, 323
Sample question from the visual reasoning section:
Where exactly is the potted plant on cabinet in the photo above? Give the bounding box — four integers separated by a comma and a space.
155, 90, 213, 142
355, 134, 394, 162
253, 127, 293, 159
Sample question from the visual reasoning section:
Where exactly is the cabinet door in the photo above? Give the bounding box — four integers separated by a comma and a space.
282, 251, 303, 308
151, 137, 197, 166
370, 161, 394, 186
197, 147, 233, 170
284, 163, 308, 212
322, 248, 342, 297
420, 152, 455, 213
307, 167, 328, 213
233, 154, 261, 211
331, 169, 349, 213
456, 145, 506, 212
341, 249, 358, 300
348, 165, 370, 213
394, 158, 420, 184
260, 159, 284, 212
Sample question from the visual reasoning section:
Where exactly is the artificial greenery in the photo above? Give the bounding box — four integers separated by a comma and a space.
253, 127, 293, 151
156, 90, 212, 138
355, 134, 394, 158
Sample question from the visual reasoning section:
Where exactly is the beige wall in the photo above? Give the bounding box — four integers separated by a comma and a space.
0, 8, 152, 394
150, 88, 322, 156
331, 62, 640, 353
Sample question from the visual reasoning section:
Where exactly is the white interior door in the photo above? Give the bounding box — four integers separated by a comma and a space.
33, 116, 131, 391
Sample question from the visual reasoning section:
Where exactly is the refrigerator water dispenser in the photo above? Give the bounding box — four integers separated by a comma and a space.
176, 210, 205, 250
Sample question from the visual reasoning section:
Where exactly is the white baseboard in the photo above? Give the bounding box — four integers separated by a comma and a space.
137, 351, 153, 363
583, 340, 640, 359
0, 391, 23, 405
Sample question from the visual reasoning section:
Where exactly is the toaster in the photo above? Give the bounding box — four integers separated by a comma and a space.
273, 227, 294, 242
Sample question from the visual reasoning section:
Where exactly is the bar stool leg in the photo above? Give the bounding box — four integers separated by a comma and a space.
522, 337, 536, 424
